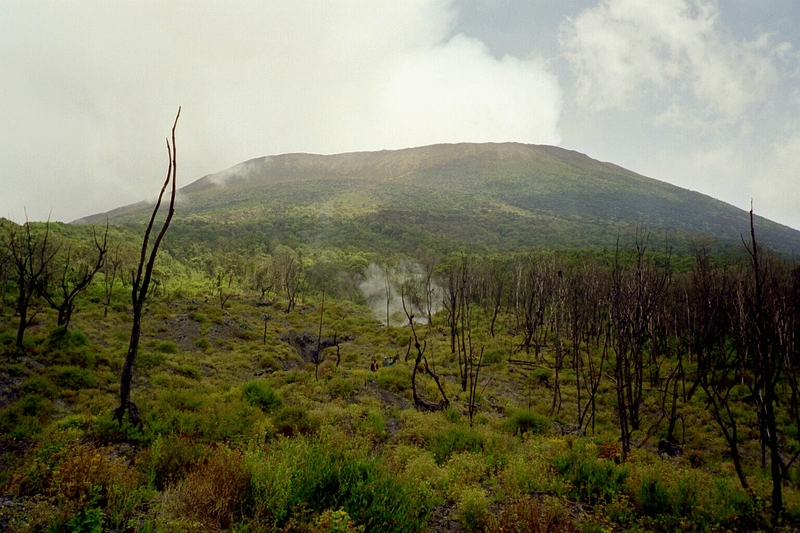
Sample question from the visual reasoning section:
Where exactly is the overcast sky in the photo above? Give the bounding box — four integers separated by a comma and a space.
2, 0, 799, 230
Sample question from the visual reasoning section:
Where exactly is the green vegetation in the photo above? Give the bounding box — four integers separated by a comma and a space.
2, 144, 800, 531
80, 143, 800, 257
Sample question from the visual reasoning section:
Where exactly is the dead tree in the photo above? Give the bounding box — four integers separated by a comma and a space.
466, 336, 485, 427
568, 264, 608, 433
315, 283, 325, 380
441, 254, 473, 392
739, 207, 785, 522
0, 238, 10, 315
2, 217, 59, 352
476, 256, 506, 338
114, 107, 180, 427
272, 246, 303, 312
41, 224, 108, 332
610, 228, 669, 459
402, 289, 449, 411
102, 242, 127, 317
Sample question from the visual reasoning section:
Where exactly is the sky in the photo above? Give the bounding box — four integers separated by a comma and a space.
1, 0, 799, 230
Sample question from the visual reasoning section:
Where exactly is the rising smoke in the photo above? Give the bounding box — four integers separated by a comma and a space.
358, 262, 443, 326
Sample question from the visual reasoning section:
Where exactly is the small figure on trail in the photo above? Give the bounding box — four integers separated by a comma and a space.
371, 358, 378, 372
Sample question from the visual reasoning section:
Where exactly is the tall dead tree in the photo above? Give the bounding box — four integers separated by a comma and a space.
740, 207, 784, 522
114, 108, 180, 427
402, 289, 449, 411
610, 228, 669, 459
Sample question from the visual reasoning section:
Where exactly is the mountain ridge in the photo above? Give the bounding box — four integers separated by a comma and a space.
75, 142, 800, 255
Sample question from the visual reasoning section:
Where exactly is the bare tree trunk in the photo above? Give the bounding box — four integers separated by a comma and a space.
114, 108, 180, 427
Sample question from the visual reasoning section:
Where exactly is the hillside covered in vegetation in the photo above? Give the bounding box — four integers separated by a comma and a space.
3, 143, 800, 532
78, 143, 800, 257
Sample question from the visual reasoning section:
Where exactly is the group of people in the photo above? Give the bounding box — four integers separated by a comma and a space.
370, 355, 396, 372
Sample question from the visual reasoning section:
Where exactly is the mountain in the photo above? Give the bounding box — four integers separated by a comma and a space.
76, 142, 800, 255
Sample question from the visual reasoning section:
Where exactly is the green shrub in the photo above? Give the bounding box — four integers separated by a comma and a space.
328, 375, 360, 398
486, 497, 576, 533
361, 410, 388, 442
48, 366, 97, 390
173, 364, 201, 380
457, 486, 490, 532
136, 434, 209, 490
553, 445, 627, 504
188, 311, 208, 323
482, 348, 506, 365
7, 363, 26, 377
506, 410, 549, 437
150, 340, 178, 354
272, 406, 319, 437
195, 337, 211, 351
637, 475, 672, 517
259, 353, 281, 371
445, 407, 461, 423
375, 365, 410, 393
19, 394, 48, 417
429, 426, 484, 465
241, 381, 282, 413
248, 435, 429, 532
46, 328, 88, 348
0, 403, 44, 440
21, 375, 58, 398
137, 351, 166, 370
0, 330, 16, 346
530, 368, 551, 386
42, 329, 93, 367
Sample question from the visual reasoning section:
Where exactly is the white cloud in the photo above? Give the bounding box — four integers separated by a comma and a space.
0, 0, 562, 222
560, 0, 781, 120
633, 135, 800, 231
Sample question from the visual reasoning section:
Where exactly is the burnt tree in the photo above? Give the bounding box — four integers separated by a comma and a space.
114, 108, 180, 427
2, 218, 59, 352
41, 224, 108, 332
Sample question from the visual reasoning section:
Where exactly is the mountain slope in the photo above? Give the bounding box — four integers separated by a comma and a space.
77, 142, 800, 255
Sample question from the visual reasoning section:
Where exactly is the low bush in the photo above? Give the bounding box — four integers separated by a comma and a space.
259, 353, 281, 371
482, 348, 506, 365
272, 405, 320, 437
196, 337, 211, 351
150, 340, 179, 354
328, 375, 360, 398
457, 486, 490, 532
42, 329, 92, 367
173, 364, 202, 379
486, 497, 576, 533
137, 350, 167, 370
48, 365, 97, 390
247, 435, 429, 532
21, 375, 59, 398
360, 409, 388, 442
241, 381, 283, 413
505, 410, 549, 437
553, 444, 628, 504
137, 434, 209, 490
19, 393, 49, 417
429, 426, 484, 465
375, 365, 411, 393
160, 447, 250, 531
530, 368, 552, 386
